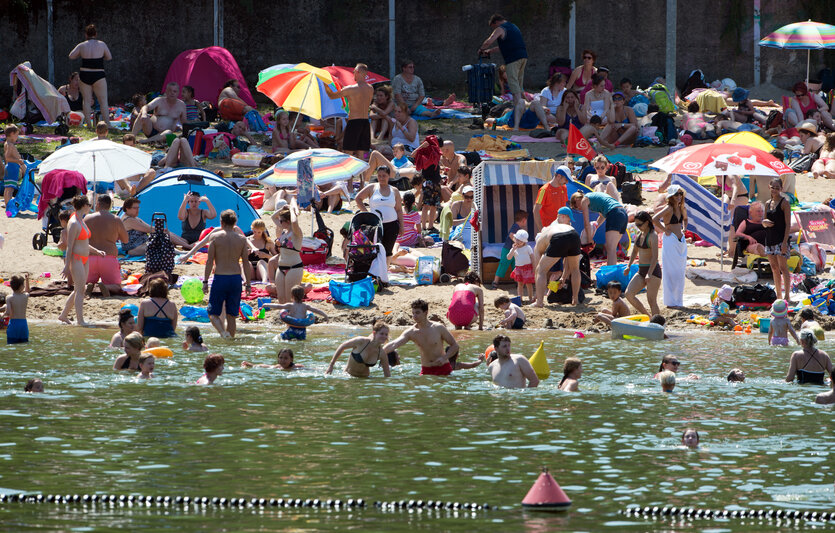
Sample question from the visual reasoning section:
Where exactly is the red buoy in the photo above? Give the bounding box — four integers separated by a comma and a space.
521, 467, 571, 511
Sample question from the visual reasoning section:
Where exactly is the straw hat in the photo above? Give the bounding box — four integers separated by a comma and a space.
798, 121, 818, 135
771, 299, 788, 318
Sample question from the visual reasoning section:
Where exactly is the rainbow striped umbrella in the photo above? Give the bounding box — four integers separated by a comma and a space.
256, 63, 347, 120
760, 20, 835, 83
257, 148, 368, 187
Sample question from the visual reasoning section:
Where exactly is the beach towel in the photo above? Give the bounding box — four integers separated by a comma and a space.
519, 160, 556, 180
606, 154, 652, 174
466, 134, 521, 152
661, 233, 687, 307
695, 89, 728, 113
477, 149, 530, 160
414, 109, 478, 121
685, 267, 758, 284
509, 135, 560, 143
305, 286, 333, 301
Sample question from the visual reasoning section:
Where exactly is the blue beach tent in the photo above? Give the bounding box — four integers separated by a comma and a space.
128, 168, 259, 235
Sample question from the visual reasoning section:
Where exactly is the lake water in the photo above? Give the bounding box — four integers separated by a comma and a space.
0, 324, 833, 531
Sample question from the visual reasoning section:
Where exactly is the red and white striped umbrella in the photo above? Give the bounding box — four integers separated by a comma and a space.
650, 143, 793, 177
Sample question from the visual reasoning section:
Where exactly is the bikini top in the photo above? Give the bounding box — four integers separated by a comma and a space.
669, 210, 683, 225
120, 355, 137, 370
350, 340, 377, 367
636, 232, 652, 249
278, 232, 300, 252
73, 215, 91, 241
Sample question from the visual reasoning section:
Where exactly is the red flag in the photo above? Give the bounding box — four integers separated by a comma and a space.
567, 123, 596, 159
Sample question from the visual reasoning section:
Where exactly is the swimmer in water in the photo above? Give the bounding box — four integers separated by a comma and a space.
727, 368, 745, 382
242, 348, 304, 371
113, 332, 144, 371
137, 353, 155, 379
487, 335, 539, 389
681, 428, 699, 448
658, 370, 676, 393
326, 322, 392, 378
145, 337, 161, 348
110, 308, 136, 348
655, 354, 699, 380
182, 326, 208, 352
24, 378, 44, 393
196, 353, 225, 385
558, 357, 582, 391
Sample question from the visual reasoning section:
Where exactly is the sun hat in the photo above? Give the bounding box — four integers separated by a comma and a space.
598, 66, 610, 73
717, 284, 734, 302
771, 299, 788, 318
731, 87, 750, 103
612, 91, 625, 100
798, 121, 818, 135
461, 185, 474, 195
721, 78, 737, 92
554, 165, 572, 180
515, 229, 529, 242
557, 206, 573, 222
666, 184, 683, 196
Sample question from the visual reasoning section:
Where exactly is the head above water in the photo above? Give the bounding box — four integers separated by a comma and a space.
681, 428, 699, 447
204, 353, 226, 374
727, 368, 745, 382
800, 328, 818, 348
492, 335, 511, 357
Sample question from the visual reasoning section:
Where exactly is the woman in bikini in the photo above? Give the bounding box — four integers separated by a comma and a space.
177, 191, 217, 245
137, 279, 178, 338
566, 49, 598, 94
58, 72, 83, 113
58, 195, 105, 325
325, 321, 392, 378
653, 185, 688, 308
579, 74, 613, 140
585, 155, 620, 202
370, 85, 395, 142
247, 219, 275, 282
269, 200, 304, 303
786, 329, 833, 385
600, 91, 638, 147
812, 132, 835, 179
68, 24, 112, 128
623, 210, 661, 316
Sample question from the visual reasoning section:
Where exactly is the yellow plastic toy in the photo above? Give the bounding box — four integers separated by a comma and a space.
142, 346, 174, 359
528, 341, 550, 380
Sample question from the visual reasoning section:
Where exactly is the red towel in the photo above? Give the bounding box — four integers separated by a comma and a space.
305, 286, 332, 301
240, 286, 271, 301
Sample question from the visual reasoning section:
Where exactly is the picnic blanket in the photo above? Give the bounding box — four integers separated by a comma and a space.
509, 135, 559, 143
414, 109, 478, 121
466, 134, 520, 152
606, 154, 652, 174
478, 149, 530, 160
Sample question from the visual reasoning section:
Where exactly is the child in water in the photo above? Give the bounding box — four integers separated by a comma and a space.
182, 326, 208, 352
5, 274, 30, 344
494, 295, 526, 329
196, 354, 225, 385
558, 358, 582, 391
594, 281, 629, 326
264, 285, 329, 340
658, 370, 676, 392
137, 353, 155, 379
681, 428, 700, 448
241, 348, 303, 371
24, 378, 44, 393
799, 307, 825, 341
145, 337, 161, 348
768, 299, 799, 346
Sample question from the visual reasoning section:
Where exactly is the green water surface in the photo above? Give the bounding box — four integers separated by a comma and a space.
0, 324, 833, 531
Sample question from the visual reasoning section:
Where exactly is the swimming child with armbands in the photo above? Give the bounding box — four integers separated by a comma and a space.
263, 285, 328, 340
800, 307, 825, 341
182, 326, 208, 352
242, 348, 304, 371
768, 299, 799, 347
137, 353, 155, 379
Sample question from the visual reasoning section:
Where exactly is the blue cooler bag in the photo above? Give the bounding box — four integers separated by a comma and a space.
595, 264, 640, 289
330, 276, 375, 308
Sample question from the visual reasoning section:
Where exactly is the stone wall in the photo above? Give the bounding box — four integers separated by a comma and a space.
1, 0, 831, 106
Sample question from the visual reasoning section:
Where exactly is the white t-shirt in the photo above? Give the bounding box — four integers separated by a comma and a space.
512, 244, 534, 267
539, 87, 565, 113
392, 74, 425, 108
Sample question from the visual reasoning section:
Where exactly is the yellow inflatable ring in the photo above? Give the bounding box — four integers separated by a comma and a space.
142, 346, 174, 358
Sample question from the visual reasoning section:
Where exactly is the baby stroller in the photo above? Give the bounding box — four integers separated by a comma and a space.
33, 169, 86, 250
345, 212, 384, 283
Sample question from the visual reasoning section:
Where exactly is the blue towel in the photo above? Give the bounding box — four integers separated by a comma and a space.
414, 109, 478, 121
606, 154, 652, 174
245, 109, 269, 132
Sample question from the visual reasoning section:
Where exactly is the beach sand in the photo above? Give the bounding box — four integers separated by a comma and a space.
2, 127, 833, 335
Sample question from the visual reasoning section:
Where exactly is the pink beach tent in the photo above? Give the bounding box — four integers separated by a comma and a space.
162, 46, 256, 107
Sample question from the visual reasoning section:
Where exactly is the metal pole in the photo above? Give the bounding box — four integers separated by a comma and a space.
665, 0, 676, 99
753, 0, 760, 86
47, 0, 54, 85
388, 0, 396, 80
568, 1, 576, 70
218, 0, 224, 48
213, 0, 218, 46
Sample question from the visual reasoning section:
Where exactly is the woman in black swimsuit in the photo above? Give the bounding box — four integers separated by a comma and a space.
112, 332, 145, 371
763, 178, 792, 301
786, 330, 833, 385
178, 191, 217, 244
269, 200, 305, 303
58, 72, 83, 112
325, 321, 392, 378
68, 24, 112, 128
247, 220, 275, 281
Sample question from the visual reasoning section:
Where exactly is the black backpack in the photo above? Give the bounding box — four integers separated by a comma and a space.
650, 112, 678, 143
145, 213, 175, 275
547, 276, 586, 304
731, 283, 777, 307
606, 162, 631, 188
621, 178, 643, 206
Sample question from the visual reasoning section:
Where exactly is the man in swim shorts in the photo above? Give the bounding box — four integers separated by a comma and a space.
533, 221, 582, 307
488, 335, 539, 389
384, 299, 460, 376
218, 79, 254, 121
204, 210, 251, 338
325, 64, 374, 159
132, 82, 187, 143
84, 194, 128, 296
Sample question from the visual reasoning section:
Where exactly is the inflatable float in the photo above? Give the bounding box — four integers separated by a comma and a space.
611, 314, 665, 341
280, 310, 315, 328
142, 346, 173, 358
231, 152, 264, 167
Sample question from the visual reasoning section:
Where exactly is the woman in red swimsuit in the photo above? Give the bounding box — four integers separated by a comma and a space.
59, 195, 105, 325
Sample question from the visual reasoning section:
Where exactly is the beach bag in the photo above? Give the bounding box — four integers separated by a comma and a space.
731, 283, 777, 307
621, 179, 643, 206
145, 213, 175, 275
788, 152, 818, 173
10, 92, 26, 120
441, 241, 470, 277
648, 83, 677, 114
329, 276, 375, 308
547, 276, 586, 304
579, 251, 592, 289
650, 112, 678, 143
606, 162, 631, 188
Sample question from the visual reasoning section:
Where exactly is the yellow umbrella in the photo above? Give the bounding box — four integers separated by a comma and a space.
715, 131, 774, 152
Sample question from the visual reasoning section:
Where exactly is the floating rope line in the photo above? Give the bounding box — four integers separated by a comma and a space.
623, 506, 833, 522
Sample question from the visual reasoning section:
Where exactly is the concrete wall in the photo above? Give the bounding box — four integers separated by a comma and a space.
1, 0, 832, 107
